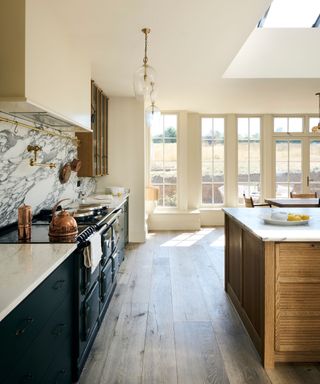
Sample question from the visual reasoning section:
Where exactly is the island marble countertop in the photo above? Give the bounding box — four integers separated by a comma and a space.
223, 207, 320, 242
0, 243, 76, 321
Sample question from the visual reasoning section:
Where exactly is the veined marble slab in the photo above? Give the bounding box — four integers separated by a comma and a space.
0, 243, 76, 321
223, 207, 320, 242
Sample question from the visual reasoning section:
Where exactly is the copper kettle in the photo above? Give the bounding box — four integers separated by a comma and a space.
49, 199, 78, 242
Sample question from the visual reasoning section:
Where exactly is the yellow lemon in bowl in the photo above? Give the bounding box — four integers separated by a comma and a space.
287, 213, 310, 221
287, 214, 302, 221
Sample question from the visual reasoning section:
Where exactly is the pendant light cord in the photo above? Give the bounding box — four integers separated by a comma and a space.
142, 28, 151, 80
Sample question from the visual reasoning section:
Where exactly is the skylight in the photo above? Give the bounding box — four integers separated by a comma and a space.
258, 0, 320, 28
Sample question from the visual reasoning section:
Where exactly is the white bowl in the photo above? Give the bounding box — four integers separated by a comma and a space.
270, 211, 288, 221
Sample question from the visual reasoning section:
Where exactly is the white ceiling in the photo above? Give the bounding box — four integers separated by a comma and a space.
48, 0, 320, 113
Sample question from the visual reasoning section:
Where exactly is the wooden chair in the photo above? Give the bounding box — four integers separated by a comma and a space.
290, 192, 317, 198
243, 194, 271, 208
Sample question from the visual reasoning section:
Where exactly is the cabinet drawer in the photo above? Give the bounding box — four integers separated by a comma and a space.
0, 256, 72, 382
41, 338, 72, 384
4, 296, 72, 384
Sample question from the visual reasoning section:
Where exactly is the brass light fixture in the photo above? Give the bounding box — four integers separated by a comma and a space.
311, 92, 320, 132
27, 145, 56, 168
133, 28, 156, 99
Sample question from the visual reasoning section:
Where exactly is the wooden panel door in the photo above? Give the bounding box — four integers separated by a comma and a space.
242, 230, 263, 339
225, 216, 242, 301
275, 243, 320, 352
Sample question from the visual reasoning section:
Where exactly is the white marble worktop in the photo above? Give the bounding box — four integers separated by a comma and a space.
0, 243, 76, 321
223, 207, 320, 242
68, 192, 129, 212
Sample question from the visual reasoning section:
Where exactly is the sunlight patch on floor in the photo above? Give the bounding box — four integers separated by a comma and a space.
160, 228, 214, 247
210, 234, 225, 247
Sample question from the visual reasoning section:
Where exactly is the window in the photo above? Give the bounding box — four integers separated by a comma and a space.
274, 117, 303, 133
309, 117, 319, 132
237, 117, 261, 203
201, 117, 224, 204
273, 117, 320, 197
258, 0, 320, 28
150, 114, 177, 207
275, 139, 302, 197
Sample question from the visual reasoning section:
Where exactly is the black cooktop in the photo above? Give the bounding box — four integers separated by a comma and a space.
0, 205, 118, 244
0, 223, 89, 244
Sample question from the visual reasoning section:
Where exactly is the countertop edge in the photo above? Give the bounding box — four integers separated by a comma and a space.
0, 244, 77, 322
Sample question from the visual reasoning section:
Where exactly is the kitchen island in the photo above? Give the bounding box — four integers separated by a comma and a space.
224, 208, 320, 368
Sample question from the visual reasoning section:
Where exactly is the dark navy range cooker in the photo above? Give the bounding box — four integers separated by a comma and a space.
0, 197, 129, 382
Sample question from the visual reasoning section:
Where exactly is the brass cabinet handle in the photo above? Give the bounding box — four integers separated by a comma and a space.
53, 279, 65, 290
16, 317, 34, 336
52, 323, 66, 336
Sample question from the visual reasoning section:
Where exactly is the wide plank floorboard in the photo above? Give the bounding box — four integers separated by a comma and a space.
80, 229, 320, 384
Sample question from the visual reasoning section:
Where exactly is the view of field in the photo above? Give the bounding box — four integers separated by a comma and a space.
150, 134, 320, 205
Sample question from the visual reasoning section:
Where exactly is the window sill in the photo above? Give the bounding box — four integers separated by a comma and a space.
200, 207, 224, 212
152, 208, 200, 215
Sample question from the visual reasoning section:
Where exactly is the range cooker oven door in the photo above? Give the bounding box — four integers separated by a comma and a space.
80, 261, 99, 297
111, 249, 120, 280
103, 209, 122, 253
101, 225, 112, 265
99, 257, 113, 318
80, 281, 99, 344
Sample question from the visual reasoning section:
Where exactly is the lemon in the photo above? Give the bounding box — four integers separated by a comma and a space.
287, 214, 302, 221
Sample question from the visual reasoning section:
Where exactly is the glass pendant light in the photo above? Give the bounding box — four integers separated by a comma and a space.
145, 82, 161, 128
133, 28, 156, 99
311, 92, 320, 132
145, 102, 161, 128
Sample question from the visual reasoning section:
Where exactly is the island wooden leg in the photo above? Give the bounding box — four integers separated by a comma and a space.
263, 242, 275, 368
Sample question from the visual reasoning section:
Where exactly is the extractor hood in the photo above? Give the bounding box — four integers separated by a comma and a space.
0, 99, 90, 132
4, 111, 74, 128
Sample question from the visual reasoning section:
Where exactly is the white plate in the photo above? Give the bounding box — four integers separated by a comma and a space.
92, 195, 113, 201
261, 215, 311, 226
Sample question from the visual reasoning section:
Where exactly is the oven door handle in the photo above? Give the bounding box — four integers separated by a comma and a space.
106, 208, 123, 226
97, 224, 108, 236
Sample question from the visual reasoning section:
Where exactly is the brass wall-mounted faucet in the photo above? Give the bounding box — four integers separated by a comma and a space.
27, 145, 56, 168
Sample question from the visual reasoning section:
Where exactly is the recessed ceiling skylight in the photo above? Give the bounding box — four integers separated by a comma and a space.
259, 0, 320, 28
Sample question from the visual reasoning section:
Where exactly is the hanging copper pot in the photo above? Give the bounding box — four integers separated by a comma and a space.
49, 199, 78, 242
59, 162, 72, 184
70, 158, 82, 172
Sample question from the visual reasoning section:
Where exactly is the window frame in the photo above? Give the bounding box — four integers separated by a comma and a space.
271, 114, 320, 197
237, 116, 262, 204
149, 112, 179, 209
200, 115, 226, 207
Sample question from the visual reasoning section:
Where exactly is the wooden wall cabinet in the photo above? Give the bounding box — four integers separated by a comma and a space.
76, 81, 109, 177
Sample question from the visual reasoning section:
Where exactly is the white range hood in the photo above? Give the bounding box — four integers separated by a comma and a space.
0, 0, 91, 132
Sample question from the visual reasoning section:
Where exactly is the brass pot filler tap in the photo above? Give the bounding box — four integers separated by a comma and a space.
27, 145, 56, 169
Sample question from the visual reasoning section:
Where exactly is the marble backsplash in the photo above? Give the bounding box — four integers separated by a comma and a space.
0, 119, 96, 227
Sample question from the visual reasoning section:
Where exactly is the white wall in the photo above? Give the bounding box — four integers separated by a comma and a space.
96, 97, 146, 243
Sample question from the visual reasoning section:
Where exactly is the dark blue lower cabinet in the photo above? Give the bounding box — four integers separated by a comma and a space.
41, 338, 72, 384
0, 257, 73, 384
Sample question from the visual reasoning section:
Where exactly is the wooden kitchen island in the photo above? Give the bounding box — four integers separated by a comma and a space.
224, 208, 320, 368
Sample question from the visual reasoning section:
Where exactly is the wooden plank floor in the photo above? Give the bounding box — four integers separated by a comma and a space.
80, 229, 320, 384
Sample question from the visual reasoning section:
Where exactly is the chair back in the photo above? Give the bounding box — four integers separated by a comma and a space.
243, 194, 254, 207
290, 192, 317, 198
